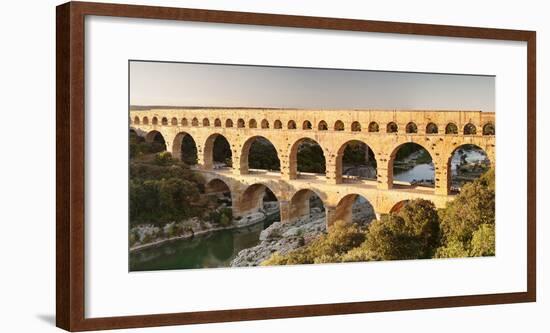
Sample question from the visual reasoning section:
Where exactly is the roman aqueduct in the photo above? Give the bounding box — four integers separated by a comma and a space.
130, 107, 495, 227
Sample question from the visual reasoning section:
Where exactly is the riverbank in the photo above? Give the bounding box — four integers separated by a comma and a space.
129, 209, 276, 253
230, 209, 327, 267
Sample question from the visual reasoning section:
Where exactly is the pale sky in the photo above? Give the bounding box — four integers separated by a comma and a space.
130, 61, 494, 112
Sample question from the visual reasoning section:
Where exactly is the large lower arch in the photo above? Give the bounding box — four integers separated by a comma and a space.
335, 140, 377, 183
205, 178, 232, 208
448, 143, 491, 193
172, 132, 198, 165
288, 189, 326, 224
289, 138, 326, 179
144, 130, 167, 151
203, 133, 232, 170
240, 136, 280, 174
236, 183, 279, 218
389, 142, 434, 190
331, 194, 376, 227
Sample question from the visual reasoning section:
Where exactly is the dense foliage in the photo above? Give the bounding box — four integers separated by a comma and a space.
342, 142, 376, 167
129, 132, 215, 227
248, 138, 280, 170
297, 139, 326, 173
262, 169, 495, 265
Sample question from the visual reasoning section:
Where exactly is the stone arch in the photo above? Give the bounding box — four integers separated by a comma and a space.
463, 123, 477, 135
172, 132, 198, 165
405, 122, 418, 134
237, 183, 279, 217
214, 118, 222, 127
133, 116, 140, 125
261, 119, 269, 129
249, 119, 257, 128
274, 120, 282, 129
303, 120, 312, 130
288, 120, 297, 129
203, 133, 232, 170
445, 122, 458, 134
144, 130, 167, 151
142, 116, 149, 125
368, 121, 379, 133
389, 141, 434, 189
483, 122, 495, 135
387, 122, 398, 133
237, 118, 245, 128
204, 178, 233, 216
334, 120, 345, 131
426, 122, 438, 134
289, 137, 326, 178
318, 120, 328, 130
390, 200, 410, 214
170, 117, 178, 126
161, 117, 168, 125
181, 118, 188, 126
240, 136, 280, 174
331, 193, 376, 226
351, 121, 361, 132
202, 118, 210, 127
289, 188, 326, 224
448, 143, 491, 193
225, 119, 233, 128
336, 139, 377, 183
152, 116, 158, 125
191, 117, 199, 126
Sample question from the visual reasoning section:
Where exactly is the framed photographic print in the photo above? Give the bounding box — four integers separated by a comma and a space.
56, 1, 536, 331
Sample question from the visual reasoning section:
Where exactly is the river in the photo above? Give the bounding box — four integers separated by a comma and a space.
129, 212, 279, 271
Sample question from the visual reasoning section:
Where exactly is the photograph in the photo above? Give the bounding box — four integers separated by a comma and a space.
128, 61, 496, 271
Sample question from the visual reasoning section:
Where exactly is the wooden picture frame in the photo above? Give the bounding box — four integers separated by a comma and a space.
56, 1, 536, 331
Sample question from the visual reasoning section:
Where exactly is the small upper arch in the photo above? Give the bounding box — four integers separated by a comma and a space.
202, 118, 210, 127
237, 118, 245, 128
249, 119, 257, 128
261, 119, 269, 129
426, 122, 438, 134
368, 121, 379, 133
351, 121, 361, 132
405, 122, 417, 134
152, 116, 159, 125
445, 122, 458, 134
303, 120, 312, 130
170, 117, 178, 126
464, 123, 477, 135
181, 118, 188, 126
133, 116, 140, 125
288, 120, 297, 129
142, 116, 149, 125
334, 120, 345, 131
225, 119, 233, 128
274, 120, 282, 129
483, 122, 495, 135
161, 117, 168, 126
318, 120, 328, 131
191, 117, 199, 126
214, 118, 222, 127
386, 122, 398, 133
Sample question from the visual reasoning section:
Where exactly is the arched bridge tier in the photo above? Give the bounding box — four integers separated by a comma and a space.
130, 107, 495, 196
200, 169, 454, 228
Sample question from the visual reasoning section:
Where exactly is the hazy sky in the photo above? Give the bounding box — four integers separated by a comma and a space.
130, 61, 494, 112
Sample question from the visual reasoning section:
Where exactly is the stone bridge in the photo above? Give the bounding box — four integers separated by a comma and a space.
130, 107, 495, 226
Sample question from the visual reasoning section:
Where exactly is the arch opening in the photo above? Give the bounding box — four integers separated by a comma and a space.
202, 118, 210, 127
261, 119, 269, 129
391, 142, 434, 189
405, 122, 418, 134
449, 144, 491, 193
172, 132, 198, 165
289, 189, 326, 225
241, 136, 280, 174
249, 119, 257, 128
351, 121, 361, 132
144, 130, 167, 152
368, 121, 379, 133
291, 138, 326, 178
237, 184, 280, 223
170, 117, 178, 126
214, 118, 222, 127
225, 119, 233, 128
237, 118, 245, 128
337, 140, 377, 182
161, 117, 168, 126
288, 120, 297, 129
204, 134, 232, 169
464, 123, 477, 135
483, 122, 495, 135
334, 194, 376, 227
302, 120, 312, 130
152, 117, 158, 125
133, 116, 140, 125
142, 116, 149, 125
445, 122, 458, 134
274, 120, 282, 129
334, 120, 345, 131
205, 179, 232, 211
386, 122, 398, 133
181, 118, 188, 126
318, 120, 328, 130
426, 122, 438, 134
191, 118, 199, 126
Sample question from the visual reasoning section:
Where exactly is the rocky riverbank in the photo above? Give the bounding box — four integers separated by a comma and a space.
230, 208, 327, 267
